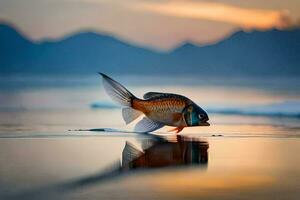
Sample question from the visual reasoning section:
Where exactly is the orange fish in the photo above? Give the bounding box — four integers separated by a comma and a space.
100, 73, 210, 133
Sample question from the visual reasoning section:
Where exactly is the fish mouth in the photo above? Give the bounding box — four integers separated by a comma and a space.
199, 122, 210, 126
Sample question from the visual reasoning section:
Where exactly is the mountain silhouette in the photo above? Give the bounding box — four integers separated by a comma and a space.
0, 23, 299, 76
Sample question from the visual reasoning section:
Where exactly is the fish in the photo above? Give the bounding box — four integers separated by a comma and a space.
99, 73, 210, 133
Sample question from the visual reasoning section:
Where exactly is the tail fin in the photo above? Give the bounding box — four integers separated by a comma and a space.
99, 73, 135, 107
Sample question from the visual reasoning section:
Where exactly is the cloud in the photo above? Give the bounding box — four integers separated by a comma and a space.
134, 0, 295, 30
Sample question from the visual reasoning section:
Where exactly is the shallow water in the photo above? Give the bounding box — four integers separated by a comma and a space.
0, 75, 299, 199
0, 135, 300, 200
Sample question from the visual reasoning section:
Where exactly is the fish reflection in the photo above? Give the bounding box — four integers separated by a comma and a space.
56, 135, 209, 193
122, 135, 208, 170
9, 135, 208, 200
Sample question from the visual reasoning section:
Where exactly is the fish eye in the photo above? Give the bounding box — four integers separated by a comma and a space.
199, 114, 204, 119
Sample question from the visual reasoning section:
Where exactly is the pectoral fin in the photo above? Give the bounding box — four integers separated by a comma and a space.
134, 117, 164, 133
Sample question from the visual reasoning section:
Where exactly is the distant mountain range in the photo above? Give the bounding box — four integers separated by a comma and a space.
0, 23, 299, 76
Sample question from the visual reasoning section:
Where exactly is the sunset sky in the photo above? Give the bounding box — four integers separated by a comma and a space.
0, 0, 299, 50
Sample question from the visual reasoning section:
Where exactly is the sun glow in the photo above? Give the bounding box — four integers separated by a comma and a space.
136, 1, 293, 30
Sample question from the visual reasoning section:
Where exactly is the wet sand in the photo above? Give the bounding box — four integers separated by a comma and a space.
0, 133, 299, 200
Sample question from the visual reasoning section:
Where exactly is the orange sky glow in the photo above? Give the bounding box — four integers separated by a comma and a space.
136, 1, 293, 30
0, 0, 299, 50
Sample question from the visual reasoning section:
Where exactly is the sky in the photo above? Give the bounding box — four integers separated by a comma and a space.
0, 0, 299, 50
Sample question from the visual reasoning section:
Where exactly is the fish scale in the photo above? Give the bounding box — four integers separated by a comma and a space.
139, 98, 186, 114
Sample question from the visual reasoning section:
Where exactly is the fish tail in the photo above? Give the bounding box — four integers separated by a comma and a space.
99, 72, 136, 107
99, 73, 143, 124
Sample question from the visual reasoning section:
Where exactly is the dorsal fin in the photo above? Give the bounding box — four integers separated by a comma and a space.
143, 92, 166, 99
143, 92, 190, 101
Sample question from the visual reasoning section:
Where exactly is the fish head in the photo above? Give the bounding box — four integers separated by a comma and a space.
183, 104, 210, 127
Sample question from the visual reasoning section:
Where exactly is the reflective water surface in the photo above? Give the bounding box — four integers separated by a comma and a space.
0, 75, 299, 199
0, 134, 299, 200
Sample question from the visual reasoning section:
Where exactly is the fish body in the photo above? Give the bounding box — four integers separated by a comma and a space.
133, 94, 190, 127
100, 73, 209, 133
